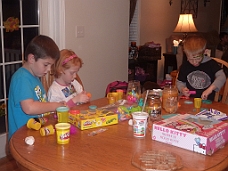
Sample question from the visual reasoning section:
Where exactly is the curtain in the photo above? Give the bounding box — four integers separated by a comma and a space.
40, 0, 65, 49
129, 0, 137, 25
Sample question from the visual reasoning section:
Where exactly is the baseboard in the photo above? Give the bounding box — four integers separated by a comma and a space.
0, 133, 7, 158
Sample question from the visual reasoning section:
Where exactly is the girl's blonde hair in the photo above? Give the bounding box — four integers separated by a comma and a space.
183, 35, 207, 57
54, 49, 83, 78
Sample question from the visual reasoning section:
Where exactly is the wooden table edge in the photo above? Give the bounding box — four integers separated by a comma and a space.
10, 137, 47, 171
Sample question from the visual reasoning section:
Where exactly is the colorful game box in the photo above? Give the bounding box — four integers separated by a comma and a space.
69, 109, 118, 130
152, 114, 228, 155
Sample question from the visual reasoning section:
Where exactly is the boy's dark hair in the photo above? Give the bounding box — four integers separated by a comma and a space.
219, 32, 228, 40
24, 35, 60, 61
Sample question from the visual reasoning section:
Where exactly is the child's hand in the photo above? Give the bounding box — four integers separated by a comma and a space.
201, 89, 211, 100
201, 85, 215, 100
182, 87, 190, 97
72, 91, 90, 104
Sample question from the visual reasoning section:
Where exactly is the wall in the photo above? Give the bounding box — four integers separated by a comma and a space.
140, 0, 222, 80
41, 0, 129, 100
64, 0, 129, 99
40, 0, 222, 98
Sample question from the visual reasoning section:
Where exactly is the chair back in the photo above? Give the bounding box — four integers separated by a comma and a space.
212, 57, 228, 103
41, 71, 84, 93
141, 81, 161, 93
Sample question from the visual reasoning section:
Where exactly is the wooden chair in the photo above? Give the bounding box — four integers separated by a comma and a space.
212, 57, 228, 103
170, 70, 178, 86
41, 71, 84, 93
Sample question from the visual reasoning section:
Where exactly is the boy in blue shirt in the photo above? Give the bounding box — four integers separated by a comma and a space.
8, 35, 65, 140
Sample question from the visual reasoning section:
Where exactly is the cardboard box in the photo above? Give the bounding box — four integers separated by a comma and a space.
152, 114, 228, 155
69, 109, 118, 130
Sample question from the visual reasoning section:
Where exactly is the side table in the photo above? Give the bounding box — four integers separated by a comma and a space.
163, 53, 177, 78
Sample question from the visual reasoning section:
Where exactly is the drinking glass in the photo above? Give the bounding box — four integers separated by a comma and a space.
126, 80, 141, 103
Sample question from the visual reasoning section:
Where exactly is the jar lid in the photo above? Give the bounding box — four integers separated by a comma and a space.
89, 105, 97, 110
148, 95, 160, 99
69, 109, 80, 115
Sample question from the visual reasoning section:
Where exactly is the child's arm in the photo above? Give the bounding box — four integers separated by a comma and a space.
72, 91, 90, 103
176, 79, 189, 96
202, 70, 226, 99
21, 99, 65, 115
201, 84, 216, 100
212, 70, 226, 91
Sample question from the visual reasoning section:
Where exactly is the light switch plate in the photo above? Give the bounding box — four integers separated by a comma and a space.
76, 26, 84, 38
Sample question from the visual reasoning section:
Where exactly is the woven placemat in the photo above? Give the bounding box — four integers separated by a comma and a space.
132, 150, 182, 171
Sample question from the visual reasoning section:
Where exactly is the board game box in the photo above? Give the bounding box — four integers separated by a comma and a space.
152, 114, 228, 155
69, 109, 118, 130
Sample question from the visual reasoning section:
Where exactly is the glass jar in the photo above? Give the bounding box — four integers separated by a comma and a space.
145, 94, 162, 121
144, 93, 161, 131
162, 85, 178, 113
126, 80, 141, 104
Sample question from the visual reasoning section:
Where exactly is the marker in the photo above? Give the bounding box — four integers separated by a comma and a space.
189, 91, 196, 95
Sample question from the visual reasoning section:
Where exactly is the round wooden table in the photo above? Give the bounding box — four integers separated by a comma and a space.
10, 98, 228, 171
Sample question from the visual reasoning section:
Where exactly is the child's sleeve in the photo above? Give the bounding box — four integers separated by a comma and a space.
47, 84, 65, 102
13, 76, 35, 106
72, 80, 83, 94
213, 70, 226, 91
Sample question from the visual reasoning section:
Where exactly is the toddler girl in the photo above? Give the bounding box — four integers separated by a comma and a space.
48, 49, 90, 107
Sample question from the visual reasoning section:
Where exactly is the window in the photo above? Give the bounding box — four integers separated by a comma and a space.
0, 0, 39, 134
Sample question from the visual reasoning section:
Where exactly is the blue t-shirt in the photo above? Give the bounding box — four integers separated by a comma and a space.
8, 67, 47, 140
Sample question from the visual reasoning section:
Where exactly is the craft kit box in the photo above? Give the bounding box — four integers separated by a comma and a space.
69, 109, 118, 130
152, 114, 228, 155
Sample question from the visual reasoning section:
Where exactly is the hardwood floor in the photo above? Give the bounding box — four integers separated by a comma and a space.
0, 155, 19, 171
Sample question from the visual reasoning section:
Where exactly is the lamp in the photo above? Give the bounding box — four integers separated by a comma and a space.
173, 14, 198, 38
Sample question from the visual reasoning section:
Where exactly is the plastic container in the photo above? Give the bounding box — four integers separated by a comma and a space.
34, 117, 48, 126
40, 125, 55, 136
116, 89, 124, 100
69, 109, 80, 116
55, 123, 71, 144
132, 112, 149, 138
89, 105, 97, 114
27, 118, 41, 130
56, 106, 69, 123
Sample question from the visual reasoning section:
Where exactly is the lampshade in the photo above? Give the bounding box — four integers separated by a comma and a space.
173, 14, 198, 33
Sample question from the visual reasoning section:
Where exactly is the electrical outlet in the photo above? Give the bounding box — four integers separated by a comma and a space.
76, 26, 84, 38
